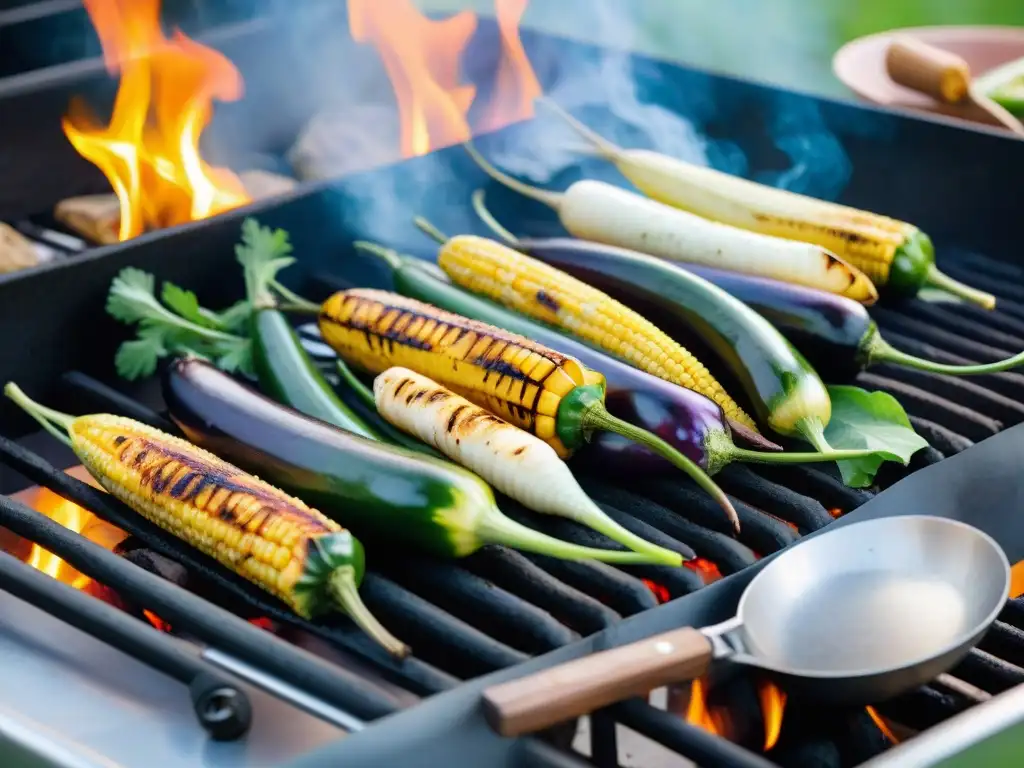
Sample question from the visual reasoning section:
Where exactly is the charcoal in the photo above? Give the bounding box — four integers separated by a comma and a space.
522, 555, 658, 617
951, 649, 1024, 695
977, 621, 1024, 669
358, 575, 525, 679
53, 195, 120, 245
378, 555, 578, 656
837, 709, 893, 765
944, 264, 1024, 306
770, 740, 841, 768
716, 465, 834, 532
907, 416, 971, 455
872, 363, 1024, 428
0, 222, 38, 274
873, 309, 1017, 363
870, 332, 1024, 400
943, 301, 1024, 340
584, 497, 697, 561
876, 303, 1024, 354
121, 547, 189, 587
877, 685, 970, 731
858, 373, 1001, 442
742, 464, 873, 514
638, 479, 800, 555
464, 547, 620, 636
955, 250, 1024, 280
499, 500, 704, 598
582, 478, 756, 574
999, 597, 1024, 628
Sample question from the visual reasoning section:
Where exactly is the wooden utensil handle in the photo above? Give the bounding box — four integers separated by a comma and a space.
483, 627, 713, 737
886, 36, 971, 103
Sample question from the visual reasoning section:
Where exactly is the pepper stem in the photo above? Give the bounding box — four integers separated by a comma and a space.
570, 507, 685, 566
581, 404, 740, 533
471, 189, 522, 246
354, 241, 404, 271
336, 360, 377, 411
326, 567, 409, 658
463, 141, 566, 212
796, 416, 833, 453
414, 217, 450, 245
925, 264, 996, 310
5, 383, 76, 448
864, 329, 1024, 375
476, 509, 662, 565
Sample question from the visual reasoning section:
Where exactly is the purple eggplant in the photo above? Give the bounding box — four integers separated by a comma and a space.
358, 242, 881, 475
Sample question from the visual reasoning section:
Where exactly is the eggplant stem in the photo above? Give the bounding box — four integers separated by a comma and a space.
276, 302, 321, 316
865, 331, 1024, 375
728, 447, 892, 465
462, 141, 566, 212
354, 241, 404, 270
326, 567, 409, 658
471, 189, 521, 246
414, 217, 450, 245
5, 383, 75, 448
477, 508, 660, 565
582, 404, 740, 533
796, 416, 834, 453
925, 264, 996, 310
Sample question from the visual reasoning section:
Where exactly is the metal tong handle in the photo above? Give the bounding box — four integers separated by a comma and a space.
482, 627, 713, 737
885, 36, 971, 104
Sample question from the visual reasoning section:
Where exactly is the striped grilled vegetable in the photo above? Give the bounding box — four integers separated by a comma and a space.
317, 289, 741, 530
681, 264, 1024, 378
414, 223, 755, 431
4, 382, 408, 657
374, 367, 684, 565
162, 358, 662, 566
463, 143, 878, 305
541, 99, 995, 309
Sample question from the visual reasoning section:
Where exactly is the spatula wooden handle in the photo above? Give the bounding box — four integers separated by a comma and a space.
886, 36, 971, 104
482, 627, 713, 737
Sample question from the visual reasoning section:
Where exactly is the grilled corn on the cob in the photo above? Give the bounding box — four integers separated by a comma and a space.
542, 99, 995, 309
436, 234, 757, 430
5, 383, 408, 657
374, 367, 684, 565
318, 289, 741, 530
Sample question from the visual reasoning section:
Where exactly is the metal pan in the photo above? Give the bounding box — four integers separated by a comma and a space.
483, 515, 1010, 737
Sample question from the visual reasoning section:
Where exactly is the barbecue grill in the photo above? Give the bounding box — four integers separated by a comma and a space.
3, 8, 1024, 768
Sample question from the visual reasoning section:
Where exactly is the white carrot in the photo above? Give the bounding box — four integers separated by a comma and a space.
373, 366, 684, 567
463, 142, 878, 305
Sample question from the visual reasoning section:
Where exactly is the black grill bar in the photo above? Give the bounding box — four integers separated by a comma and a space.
0, 490, 404, 722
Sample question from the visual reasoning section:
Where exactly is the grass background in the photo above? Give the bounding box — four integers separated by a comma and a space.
423, 0, 1024, 98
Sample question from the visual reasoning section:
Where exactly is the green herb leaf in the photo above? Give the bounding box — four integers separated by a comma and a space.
107, 268, 162, 324
212, 299, 252, 332
161, 282, 211, 328
215, 338, 255, 377
236, 217, 295, 305
822, 385, 928, 488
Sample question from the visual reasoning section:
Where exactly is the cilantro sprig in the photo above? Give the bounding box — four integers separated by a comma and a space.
107, 268, 253, 380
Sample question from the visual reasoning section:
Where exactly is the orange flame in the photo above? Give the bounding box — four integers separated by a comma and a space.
758, 681, 787, 751
866, 706, 900, 744
477, 0, 541, 133
348, 0, 539, 157
1010, 560, 1024, 599
62, 0, 250, 241
685, 678, 726, 735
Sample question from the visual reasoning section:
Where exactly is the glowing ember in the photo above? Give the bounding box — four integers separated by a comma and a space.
641, 578, 671, 604
685, 557, 722, 584
866, 706, 900, 744
250, 617, 276, 631
1010, 560, 1024, 599
757, 681, 786, 751
348, 0, 539, 157
829, 507, 843, 518
63, 0, 250, 241
143, 609, 172, 633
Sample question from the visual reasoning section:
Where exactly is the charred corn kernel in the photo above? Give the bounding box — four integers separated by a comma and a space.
437, 235, 757, 430
319, 289, 593, 455
70, 415, 345, 613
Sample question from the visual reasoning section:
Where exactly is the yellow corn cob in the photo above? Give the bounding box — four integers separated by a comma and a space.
70, 415, 342, 609
437, 235, 757, 431
319, 289, 598, 456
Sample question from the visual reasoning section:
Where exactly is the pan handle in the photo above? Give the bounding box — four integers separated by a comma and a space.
482, 627, 713, 737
